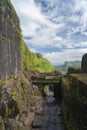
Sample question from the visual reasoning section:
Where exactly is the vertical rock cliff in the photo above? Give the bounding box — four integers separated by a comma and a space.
81, 53, 87, 73
0, 0, 21, 81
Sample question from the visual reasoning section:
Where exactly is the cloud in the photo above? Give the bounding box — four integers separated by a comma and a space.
44, 48, 87, 65
11, 0, 87, 65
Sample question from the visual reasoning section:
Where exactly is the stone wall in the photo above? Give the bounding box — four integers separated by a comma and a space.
0, 0, 21, 81
62, 74, 87, 130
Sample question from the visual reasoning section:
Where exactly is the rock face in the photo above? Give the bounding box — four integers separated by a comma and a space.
0, 0, 21, 81
0, 72, 43, 130
81, 53, 87, 73
62, 74, 87, 130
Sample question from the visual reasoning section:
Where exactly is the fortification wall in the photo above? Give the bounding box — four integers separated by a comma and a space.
62, 74, 87, 130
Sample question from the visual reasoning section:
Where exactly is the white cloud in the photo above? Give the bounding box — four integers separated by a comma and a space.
74, 0, 87, 29
11, 0, 87, 65
44, 48, 87, 65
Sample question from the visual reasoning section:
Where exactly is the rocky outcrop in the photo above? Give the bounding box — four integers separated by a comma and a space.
0, 0, 22, 81
81, 53, 87, 73
0, 72, 43, 130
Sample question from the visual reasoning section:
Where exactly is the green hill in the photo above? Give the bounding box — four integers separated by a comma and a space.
21, 39, 54, 72
54, 60, 81, 74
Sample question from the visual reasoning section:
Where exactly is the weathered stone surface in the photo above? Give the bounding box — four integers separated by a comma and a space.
81, 53, 87, 73
26, 112, 35, 126
48, 124, 57, 130
0, 0, 21, 81
32, 115, 42, 128
35, 104, 43, 114
42, 115, 49, 122
0, 101, 6, 117
62, 75, 87, 130
32, 94, 65, 130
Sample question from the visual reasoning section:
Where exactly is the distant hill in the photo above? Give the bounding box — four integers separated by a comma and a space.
54, 60, 81, 74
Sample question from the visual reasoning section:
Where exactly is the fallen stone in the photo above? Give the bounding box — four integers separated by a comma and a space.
17, 121, 23, 127
29, 106, 36, 112
35, 107, 43, 115
24, 118, 30, 126
19, 112, 35, 126
15, 114, 20, 121
28, 112, 35, 126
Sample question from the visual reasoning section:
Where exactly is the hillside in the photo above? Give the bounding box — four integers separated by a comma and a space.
21, 40, 54, 72
54, 60, 81, 74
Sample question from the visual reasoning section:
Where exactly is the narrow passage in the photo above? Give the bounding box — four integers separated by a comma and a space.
32, 88, 65, 130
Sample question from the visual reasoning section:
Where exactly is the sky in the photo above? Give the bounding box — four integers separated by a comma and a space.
11, 0, 87, 65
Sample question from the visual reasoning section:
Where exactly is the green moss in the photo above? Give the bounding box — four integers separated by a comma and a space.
0, 78, 12, 86
1, 35, 8, 42
0, 116, 5, 130
11, 91, 17, 96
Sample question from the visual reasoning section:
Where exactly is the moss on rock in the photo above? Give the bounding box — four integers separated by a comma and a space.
62, 75, 87, 130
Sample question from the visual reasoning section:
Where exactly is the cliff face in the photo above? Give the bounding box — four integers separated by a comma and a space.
81, 53, 87, 73
0, 0, 22, 81
0, 0, 53, 81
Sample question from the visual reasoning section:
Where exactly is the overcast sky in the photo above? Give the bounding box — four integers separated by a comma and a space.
11, 0, 87, 65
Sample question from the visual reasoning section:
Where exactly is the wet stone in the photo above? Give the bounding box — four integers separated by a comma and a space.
31, 92, 65, 130
50, 115, 57, 124
42, 115, 50, 122
56, 126, 65, 130
32, 115, 42, 128
48, 124, 57, 130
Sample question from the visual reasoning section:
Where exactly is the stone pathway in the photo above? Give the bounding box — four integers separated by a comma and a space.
31, 95, 65, 130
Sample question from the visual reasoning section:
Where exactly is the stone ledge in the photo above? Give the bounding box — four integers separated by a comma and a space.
69, 73, 87, 85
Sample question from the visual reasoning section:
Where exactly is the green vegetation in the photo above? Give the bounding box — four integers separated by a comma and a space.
11, 91, 17, 97
21, 39, 54, 72
0, 116, 5, 130
54, 60, 81, 74
0, 78, 12, 86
